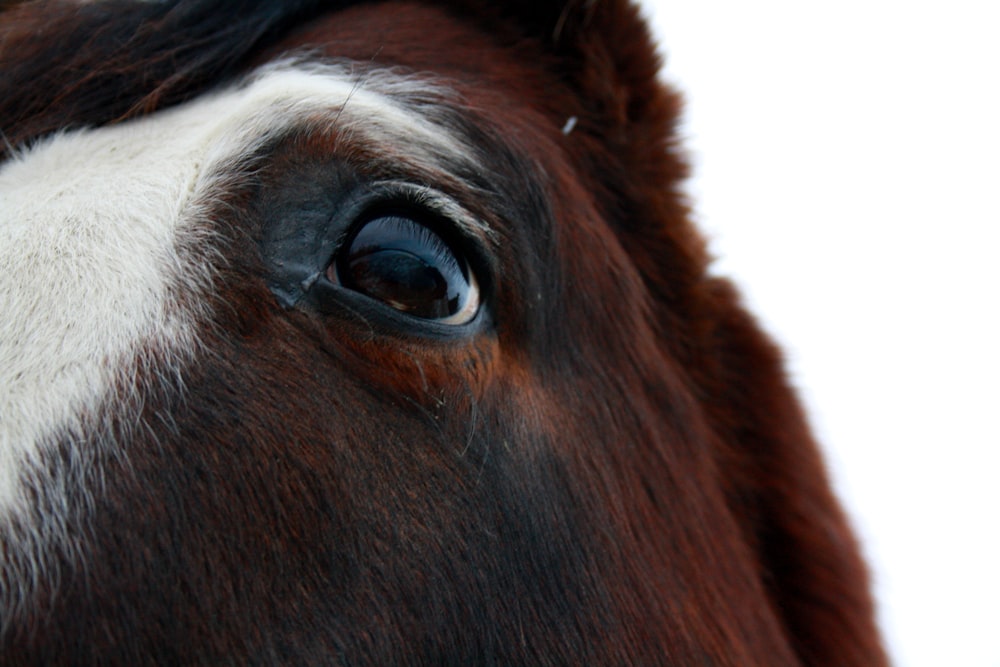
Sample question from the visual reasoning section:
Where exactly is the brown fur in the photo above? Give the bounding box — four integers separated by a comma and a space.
0, 1, 887, 664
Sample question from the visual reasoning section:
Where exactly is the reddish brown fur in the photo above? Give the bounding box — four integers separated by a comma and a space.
0, 1, 887, 664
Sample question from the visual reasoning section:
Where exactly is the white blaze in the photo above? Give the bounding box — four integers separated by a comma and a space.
0, 61, 470, 521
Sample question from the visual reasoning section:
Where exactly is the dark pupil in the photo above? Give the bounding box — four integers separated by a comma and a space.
334, 215, 468, 319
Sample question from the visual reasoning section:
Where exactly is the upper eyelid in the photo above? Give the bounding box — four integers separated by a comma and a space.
361, 181, 494, 247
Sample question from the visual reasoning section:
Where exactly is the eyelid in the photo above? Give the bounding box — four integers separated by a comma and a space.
366, 182, 494, 246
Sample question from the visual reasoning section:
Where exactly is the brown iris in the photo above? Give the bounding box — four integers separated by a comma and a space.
329, 214, 479, 324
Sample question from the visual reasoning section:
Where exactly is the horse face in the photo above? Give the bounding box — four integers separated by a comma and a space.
0, 1, 886, 664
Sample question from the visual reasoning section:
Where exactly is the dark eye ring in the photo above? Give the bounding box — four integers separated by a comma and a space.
327, 211, 480, 325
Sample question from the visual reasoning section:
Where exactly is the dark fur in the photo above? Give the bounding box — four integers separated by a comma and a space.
0, 1, 887, 664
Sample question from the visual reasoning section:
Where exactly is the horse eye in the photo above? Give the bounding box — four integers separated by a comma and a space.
328, 213, 480, 325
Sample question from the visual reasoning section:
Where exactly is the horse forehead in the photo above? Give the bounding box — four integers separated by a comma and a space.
0, 61, 472, 519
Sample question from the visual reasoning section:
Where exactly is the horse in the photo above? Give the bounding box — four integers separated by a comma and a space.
0, 0, 887, 663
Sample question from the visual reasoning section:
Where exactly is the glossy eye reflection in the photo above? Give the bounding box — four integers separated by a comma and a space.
329, 213, 480, 325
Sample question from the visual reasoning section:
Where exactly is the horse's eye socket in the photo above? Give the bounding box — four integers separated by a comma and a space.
329, 214, 480, 325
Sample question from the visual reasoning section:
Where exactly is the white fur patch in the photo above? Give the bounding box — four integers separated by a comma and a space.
0, 61, 473, 613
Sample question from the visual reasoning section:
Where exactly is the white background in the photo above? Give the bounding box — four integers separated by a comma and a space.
641, 1, 1000, 665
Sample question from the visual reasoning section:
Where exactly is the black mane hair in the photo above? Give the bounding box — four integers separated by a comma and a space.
0, 0, 615, 159
0, 0, 346, 156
